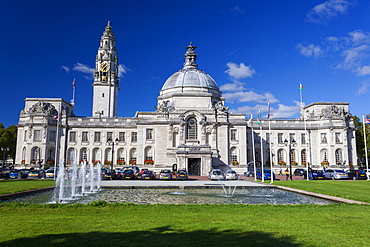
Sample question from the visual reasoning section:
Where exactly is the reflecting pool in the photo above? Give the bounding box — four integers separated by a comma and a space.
3, 187, 335, 205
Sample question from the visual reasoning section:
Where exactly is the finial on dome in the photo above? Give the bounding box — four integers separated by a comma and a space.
183, 42, 198, 69
105, 21, 112, 31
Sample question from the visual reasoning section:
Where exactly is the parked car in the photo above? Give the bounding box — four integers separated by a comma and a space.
140, 168, 148, 175
28, 170, 42, 179
175, 170, 189, 180
324, 169, 348, 180
45, 168, 56, 179
141, 170, 156, 180
346, 170, 367, 180
19, 169, 30, 179
159, 170, 173, 180
244, 170, 255, 177
303, 170, 325, 180
208, 169, 225, 180
8, 169, 20, 179
120, 169, 136, 180
128, 166, 140, 176
293, 168, 307, 176
256, 169, 275, 180
225, 170, 239, 180
101, 169, 117, 180
0, 168, 10, 179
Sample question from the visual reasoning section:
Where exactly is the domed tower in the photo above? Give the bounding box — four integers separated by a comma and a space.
157, 43, 224, 112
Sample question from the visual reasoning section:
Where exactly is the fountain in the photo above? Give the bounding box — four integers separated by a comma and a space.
53, 157, 101, 203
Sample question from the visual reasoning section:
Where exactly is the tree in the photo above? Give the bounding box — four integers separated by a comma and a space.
0, 124, 17, 165
354, 115, 370, 166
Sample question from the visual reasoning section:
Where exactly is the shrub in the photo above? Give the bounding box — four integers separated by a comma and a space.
144, 160, 154, 165
321, 161, 330, 166
231, 161, 239, 166
129, 160, 136, 165
278, 161, 286, 166
291, 161, 298, 166
117, 160, 126, 165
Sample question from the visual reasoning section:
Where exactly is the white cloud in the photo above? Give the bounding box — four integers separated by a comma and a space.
223, 90, 279, 104
118, 64, 130, 78
230, 5, 245, 15
306, 0, 355, 24
296, 43, 324, 58
220, 83, 246, 92
225, 62, 255, 79
357, 65, 370, 76
60, 66, 70, 73
337, 44, 368, 70
72, 63, 95, 79
357, 80, 370, 95
229, 101, 301, 119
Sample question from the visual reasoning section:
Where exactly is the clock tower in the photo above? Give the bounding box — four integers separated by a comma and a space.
92, 21, 119, 118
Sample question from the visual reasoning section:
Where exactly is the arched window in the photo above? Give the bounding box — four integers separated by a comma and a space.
22, 147, 26, 162
230, 147, 238, 162
186, 117, 197, 140
80, 148, 88, 162
277, 149, 284, 162
301, 149, 306, 162
47, 148, 55, 161
105, 148, 112, 162
117, 148, 125, 162
145, 147, 153, 161
67, 148, 76, 163
92, 148, 101, 163
291, 149, 296, 162
335, 149, 343, 164
130, 148, 137, 162
31, 147, 41, 162
320, 149, 328, 162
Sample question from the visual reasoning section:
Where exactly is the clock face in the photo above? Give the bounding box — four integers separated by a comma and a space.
100, 62, 110, 72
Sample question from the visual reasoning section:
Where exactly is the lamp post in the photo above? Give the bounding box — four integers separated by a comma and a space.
1, 147, 10, 168
107, 138, 119, 171
284, 139, 296, 180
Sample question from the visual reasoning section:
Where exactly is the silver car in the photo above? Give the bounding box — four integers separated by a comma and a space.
208, 169, 225, 180
225, 170, 239, 180
159, 170, 173, 180
324, 169, 348, 180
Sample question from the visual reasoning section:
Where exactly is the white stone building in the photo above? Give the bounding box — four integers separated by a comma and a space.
15, 23, 357, 175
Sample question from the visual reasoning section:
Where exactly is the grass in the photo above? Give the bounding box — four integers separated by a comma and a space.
0, 180, 55, 195
273, 180, 370, 203
1, 180, 370, 246
0, 203, 369, 246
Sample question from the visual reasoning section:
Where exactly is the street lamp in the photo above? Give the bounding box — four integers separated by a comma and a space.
284, 139, 296, 180
1, 147, 10, 168
107, 138, 119, 171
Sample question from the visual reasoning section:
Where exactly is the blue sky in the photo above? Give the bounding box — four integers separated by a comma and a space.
1, 0, 370, 127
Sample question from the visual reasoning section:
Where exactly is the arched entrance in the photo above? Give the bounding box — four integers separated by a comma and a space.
188, 158, 201, 176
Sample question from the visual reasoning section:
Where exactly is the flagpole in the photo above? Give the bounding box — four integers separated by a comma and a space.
363, 115, 369, 180
249, 114, 257, 181
53, 103, 62, 180
300, 83, 310, 180
268, 102, 273, 184
256, 110, 264, 182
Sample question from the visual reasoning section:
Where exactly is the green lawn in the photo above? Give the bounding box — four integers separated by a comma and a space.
0, 180, 55, 195
0, 203, 369, 246
1, 180, 370, 246
273, 180, 370, 203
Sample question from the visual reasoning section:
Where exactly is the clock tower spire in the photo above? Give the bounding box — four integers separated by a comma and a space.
92, 21, 120, 118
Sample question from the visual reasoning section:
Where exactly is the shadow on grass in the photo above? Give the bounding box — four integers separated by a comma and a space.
1, 226, 302, 247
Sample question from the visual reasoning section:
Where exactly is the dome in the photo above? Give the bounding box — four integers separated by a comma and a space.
160, 43, 221, 94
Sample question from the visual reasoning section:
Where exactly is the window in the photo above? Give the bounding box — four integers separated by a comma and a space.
49, 131, 56, 142
146, 129, 153, 140
69, 131, 76, 142
107, 132, 113, 141
266, 133, 270, 143
145, 147, 153, 161
105, 148, 112, 162
82, 132, 88, 142
80, 148, 88, 161
34, 130, 41, 142
278, 149, 284, 162
321, 149, 328, 162
119, 132, 125, 142
290, 150, 296, 162
321, 133, 327, 143
231, 129, 237, 141
186, 117, 197, 140
93, 148, 101, 162
301, 150, 306, 162
335, 149, 343, 164
231, 147, 238, 162
335, 133, 341, 143
94, 132, 101, 142
278, 133, 283, 144
130, 148, 137, 162
24, 130, 27, 141
301, 133, 306, 145
117, 148, 125, 162
131, 132, 137, 142
290, 133, 295, 142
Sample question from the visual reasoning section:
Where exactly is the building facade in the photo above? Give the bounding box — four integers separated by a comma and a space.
15, 23, 357, 174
